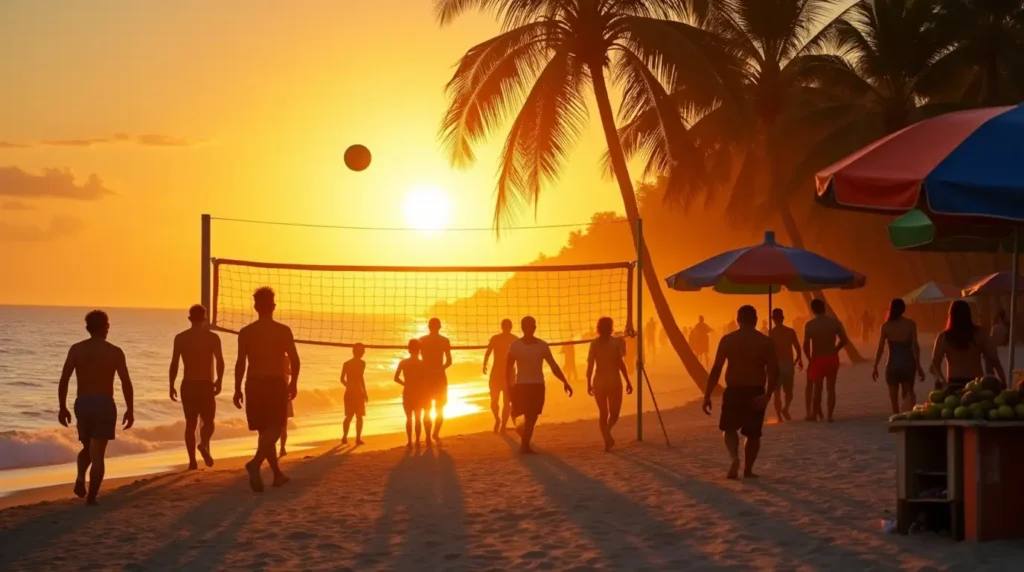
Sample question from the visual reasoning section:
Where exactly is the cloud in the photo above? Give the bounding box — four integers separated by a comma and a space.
1, 200, 36, 211
0, 167, 114, 200
0, 214, 83, 241
1, 133, 208, 148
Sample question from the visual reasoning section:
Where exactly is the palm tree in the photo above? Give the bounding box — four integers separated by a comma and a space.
435, 0, 737, 390
936, 0, 1024, 105
616, 0, 870, 361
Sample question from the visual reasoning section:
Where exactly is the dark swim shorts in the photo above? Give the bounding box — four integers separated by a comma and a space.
74, 395, 117, 442
719, 386, 767, 438
181, 379, 217, 422
245, 376, 289, 432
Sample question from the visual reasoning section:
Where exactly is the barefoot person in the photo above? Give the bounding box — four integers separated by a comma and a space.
395, 339, 426, 448
931, 300, 1006, 391
57, 310, 135, 505
560, 342, 578, 382
689, 316, 712, 367
803, 299, 848, 422
702, 305, 778, 479
169, 304, 224, 469
768, 309, 802, 423
420, 318, 451, 444
506, 316, 573, 454
340, 343, 368, 445
587, 317, 633, 451
483, 319, 518, 433
872, 299, 926, 414
280, 355, 294, 458
233, 287, 299, 492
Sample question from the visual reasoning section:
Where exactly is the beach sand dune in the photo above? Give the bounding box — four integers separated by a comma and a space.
2, 363, 1023, 571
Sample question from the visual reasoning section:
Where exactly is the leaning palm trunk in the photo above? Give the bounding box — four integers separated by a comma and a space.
778, 202, 865, 362
589, 63, 710, 390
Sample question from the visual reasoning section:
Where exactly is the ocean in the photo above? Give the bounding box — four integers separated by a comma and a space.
0, 305, 697, 496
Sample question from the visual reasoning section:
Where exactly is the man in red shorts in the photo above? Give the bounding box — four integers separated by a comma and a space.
802, 299, 849, 422
702, 305, 779, 479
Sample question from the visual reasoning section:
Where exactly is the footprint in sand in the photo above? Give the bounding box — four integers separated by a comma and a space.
287, 530, 317, 541
521, 550, 548, 560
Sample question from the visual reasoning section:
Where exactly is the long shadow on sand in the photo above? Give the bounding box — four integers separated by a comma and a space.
360, 447, 467, 571
0, 470, 199, 566
128, 444, 355, 571
504, 435, 706, 570
616, 451, 918, 570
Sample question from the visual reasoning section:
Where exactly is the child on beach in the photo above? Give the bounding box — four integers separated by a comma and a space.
340, 343, 368, 445
394, 339, 427, 448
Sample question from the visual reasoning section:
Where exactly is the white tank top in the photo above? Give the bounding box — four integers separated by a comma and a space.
509, 338, 551, 385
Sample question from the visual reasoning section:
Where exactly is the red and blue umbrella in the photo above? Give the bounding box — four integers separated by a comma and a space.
665, 231, 865, 330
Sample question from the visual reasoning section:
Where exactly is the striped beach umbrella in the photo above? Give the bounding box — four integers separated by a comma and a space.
665, 231, 865, 330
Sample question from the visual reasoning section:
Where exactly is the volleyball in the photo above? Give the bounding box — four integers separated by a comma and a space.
344, 144, 372, 171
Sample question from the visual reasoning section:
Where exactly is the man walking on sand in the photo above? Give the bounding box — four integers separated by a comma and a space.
645, 317, 658, 364
506, 316, 573, 454
234, 287, 300, 492
803, 299, 849, 423
58, 310, 135, 505
702, 305, 778, 479
169, 304, 224, 469
483, 319, 518, 433
768, 309, 802, 423
420, 318, 452, 444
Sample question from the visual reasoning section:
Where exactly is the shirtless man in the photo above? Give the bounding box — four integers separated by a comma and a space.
506, 316, 573, 454
768, 309, 802, 423
803, 299, 849, 422
169, 304, 224, 469
58, 310, 135, 505
420, 318, 452, 444
702, 305, 778, 479
234, 287, 300, 492
483, 319, 518, 433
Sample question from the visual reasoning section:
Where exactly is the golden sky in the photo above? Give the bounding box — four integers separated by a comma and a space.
0, 0, 635, 309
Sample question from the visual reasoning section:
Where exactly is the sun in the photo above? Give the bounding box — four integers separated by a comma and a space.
404, 184, 452, 231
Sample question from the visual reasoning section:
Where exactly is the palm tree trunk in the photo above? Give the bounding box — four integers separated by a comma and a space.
588, 62, 710, 391
778, 203, 866, 363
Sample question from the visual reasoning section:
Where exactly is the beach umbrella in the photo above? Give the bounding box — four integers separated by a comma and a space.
664, 231, 865, 331
902, 281, 967, 305
962, 272, 1024, 298
815, 104, 1023, 375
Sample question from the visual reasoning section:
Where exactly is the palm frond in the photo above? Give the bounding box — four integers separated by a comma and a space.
493, 50, 589, 231
440, 22, 554, 167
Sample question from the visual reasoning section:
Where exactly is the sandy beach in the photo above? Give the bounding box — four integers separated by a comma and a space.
2, 360, 1023, 571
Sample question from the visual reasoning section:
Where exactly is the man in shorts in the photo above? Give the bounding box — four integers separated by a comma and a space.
689, 316, 712, 367
58, 310, 135, 505
420, 318, 452, 444
169, 304, 224, 469
234, 287, 300, 492
702, 305, 778, 479
483, 319, 518, 433
768, 308, 802, 423
506, 316, 573, 454
803, 299, 849, 422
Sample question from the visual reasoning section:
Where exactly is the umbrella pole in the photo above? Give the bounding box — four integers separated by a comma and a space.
768, 287, 773, 334
1009, 227, 1020, 383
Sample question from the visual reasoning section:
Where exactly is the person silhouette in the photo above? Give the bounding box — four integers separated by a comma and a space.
419, 318, 452, 445
395, 339, 426, 448
58, 310, 135, 505
560, 342, 578, 382
587, 317, 633, 451
506, 316, 573, 454
233, 287, 299, 492
483, 319, 518, 433
690, 316, 712, 367
169, 304, 224, 469
341, 343, 368, 445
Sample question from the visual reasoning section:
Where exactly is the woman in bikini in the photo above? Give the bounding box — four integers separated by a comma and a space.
931, 300, 1006, 392
872, 299, 925, 414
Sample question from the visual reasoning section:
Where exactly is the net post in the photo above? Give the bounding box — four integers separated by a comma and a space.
636, 218, 643, 442
201, 214, 211, 313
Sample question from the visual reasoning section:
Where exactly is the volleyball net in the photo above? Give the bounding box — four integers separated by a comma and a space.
211, 258, 635, 349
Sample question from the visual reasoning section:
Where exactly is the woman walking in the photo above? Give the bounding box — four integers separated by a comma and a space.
872, 299, 925, 414
586, 317, 633, 452
931, 300, 1006, 392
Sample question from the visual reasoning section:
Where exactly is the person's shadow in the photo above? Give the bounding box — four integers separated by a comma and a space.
360, 447, 467, 571
502, 435, 705, 569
